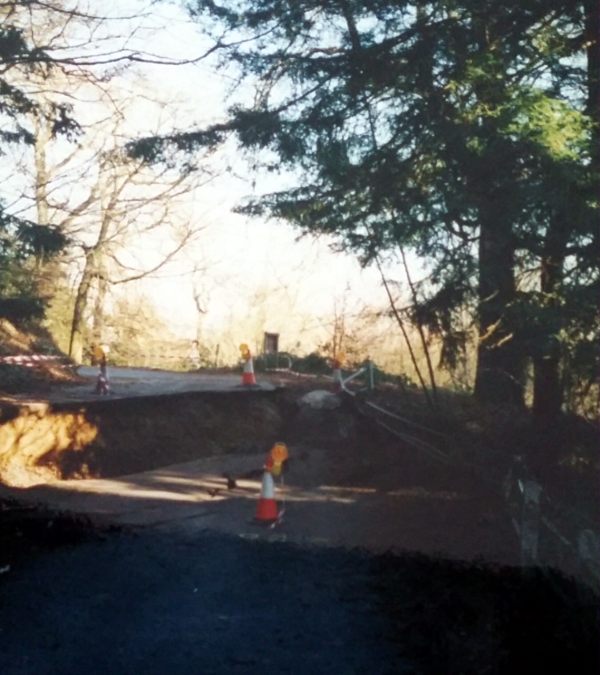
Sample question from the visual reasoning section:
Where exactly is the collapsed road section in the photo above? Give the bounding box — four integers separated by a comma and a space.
0, 388, 288, 488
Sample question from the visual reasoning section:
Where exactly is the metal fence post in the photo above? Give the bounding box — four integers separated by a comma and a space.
577, 529, 600, 580
519, 480, 543, 566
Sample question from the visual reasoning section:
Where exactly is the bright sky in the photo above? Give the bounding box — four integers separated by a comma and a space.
3, 0, 402, 355
103, 0, 394, 344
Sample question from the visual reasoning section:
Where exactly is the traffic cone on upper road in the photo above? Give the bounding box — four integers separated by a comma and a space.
95, 373, 110, 395
255, 466, 278, 523
94, 344, 110, 395
239, 343, 257, 386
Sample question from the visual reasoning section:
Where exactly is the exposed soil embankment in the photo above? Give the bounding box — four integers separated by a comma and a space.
0, 390, 287, 487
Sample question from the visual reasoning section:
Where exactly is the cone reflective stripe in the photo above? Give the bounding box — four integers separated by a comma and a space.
242, 354, 257, 386
255, 470, 278, 523
95, 373, 110, 395
93, 343, 110, 395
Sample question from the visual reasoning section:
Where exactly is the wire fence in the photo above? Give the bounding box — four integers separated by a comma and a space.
503, 458, 600, 588
335, 360, 600, 589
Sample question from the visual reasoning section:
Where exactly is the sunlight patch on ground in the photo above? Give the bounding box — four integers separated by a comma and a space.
48, 476, 233, 503
318, 485, 377, 494
386, 487, 465, 501
281, 487, 357, 505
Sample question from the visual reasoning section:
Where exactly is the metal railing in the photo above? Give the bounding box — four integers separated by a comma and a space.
336, 360, 600, 587
504, 458, 600, 587
261, 353, 293, 372
335, 359, 375, 394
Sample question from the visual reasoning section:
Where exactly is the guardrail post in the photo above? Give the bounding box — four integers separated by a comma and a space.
577, 529, 600, 581
366, 359, 374, 391
519, 480, 543, 566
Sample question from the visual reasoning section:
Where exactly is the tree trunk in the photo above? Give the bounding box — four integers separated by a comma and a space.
474, 216, 524, 406
399, 246, 439, 406
532, 350, 562, 420
532, 2, 597, 419
34, 114, 51, 227
584, 0, 600, 254
68, 166, 113, 362
585, 0, 600, 166
532, 218, 567, 421
92, 266, 108, 345
68, 251, 96, 362
470, 16, 525, 407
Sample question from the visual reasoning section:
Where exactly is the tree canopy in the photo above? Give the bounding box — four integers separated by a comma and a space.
0, 6, 77, 318
0, 2, 206, 351
131, 0, 598, 417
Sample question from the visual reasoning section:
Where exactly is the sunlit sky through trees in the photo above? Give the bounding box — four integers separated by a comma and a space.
29, 0, 398, 345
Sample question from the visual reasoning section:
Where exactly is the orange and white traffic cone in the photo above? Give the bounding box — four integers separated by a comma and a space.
255, 467, 278, 523
242, 356, 256, 386
93, 344, 111, 395
239, 343, 257, 386
95, 373, 110, 395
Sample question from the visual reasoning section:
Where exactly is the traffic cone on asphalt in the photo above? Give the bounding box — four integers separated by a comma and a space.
93, 344, 110, 395
95, 373, 110, 395
255, 467, 278, 523
239, 343, 257, 386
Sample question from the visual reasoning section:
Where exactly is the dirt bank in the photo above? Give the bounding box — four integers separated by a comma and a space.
0, 390, 288, 487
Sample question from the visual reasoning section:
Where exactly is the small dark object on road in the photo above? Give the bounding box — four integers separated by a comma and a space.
221, 470, 264, 492
222, 474, 237, 490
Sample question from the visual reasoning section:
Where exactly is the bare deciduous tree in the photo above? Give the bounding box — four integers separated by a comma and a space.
0, 2, 219, 360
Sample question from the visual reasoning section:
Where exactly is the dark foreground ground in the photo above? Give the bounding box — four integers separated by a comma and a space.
0, 523, 598, 675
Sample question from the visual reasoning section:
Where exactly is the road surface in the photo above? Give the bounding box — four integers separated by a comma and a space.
14, 366, 277, 404
0, 457, 595, 674
9, 445, 519, 564
0, 383, 597, 672
0, 529, 412, 675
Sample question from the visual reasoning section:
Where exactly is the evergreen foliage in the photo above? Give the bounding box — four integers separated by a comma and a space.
0, 10, 76, 320
130, 0, 598, 418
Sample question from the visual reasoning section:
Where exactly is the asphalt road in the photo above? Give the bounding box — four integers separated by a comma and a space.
1, 375, 598, 672
3, 366, 278, 405
0, 530, 410, 675
63, 366, 276, 401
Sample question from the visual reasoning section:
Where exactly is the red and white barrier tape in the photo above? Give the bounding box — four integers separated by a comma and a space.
0, 354, 67, 367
